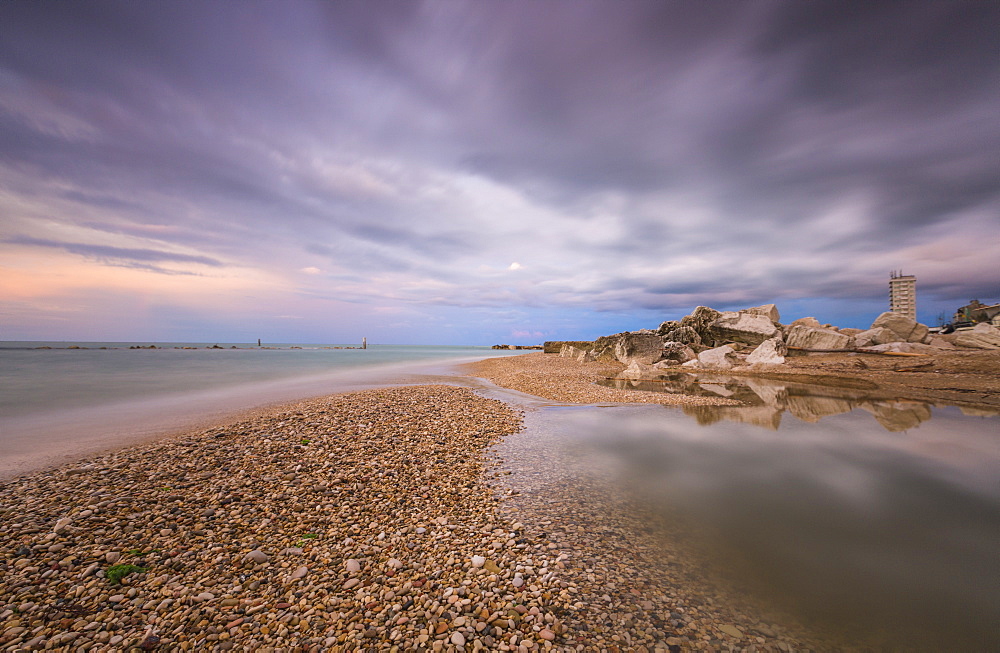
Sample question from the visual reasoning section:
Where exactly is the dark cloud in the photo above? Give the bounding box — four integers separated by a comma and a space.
1, 0, 997, 340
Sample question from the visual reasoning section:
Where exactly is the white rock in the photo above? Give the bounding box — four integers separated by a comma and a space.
471, 555, 486, 568
345, 559, 361, 572
785, 325, 851, 350
511, 576, 524, 588
789, 316, 822, 329
743, 303, 781, 323
710, 311, 780, 346
871, 311, 929, 343
387, 558, 403, 569
697, 345, 737, 370
451, 632, 466, 646
746, 337, 787, 365
954, 323, 1000, 349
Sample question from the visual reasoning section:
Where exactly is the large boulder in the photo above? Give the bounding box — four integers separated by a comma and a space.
545, 340, 593, 354
743, 303, 781, 323
658, 325, 702, 348
659, 341, 696, 365
871, 312, 929, 343
696, 345, 738, 370
592, 331, 665, 365
785, 325, 852, 350
746, 337, 787, 365
559, 344, 595, 362
656, 320, 680, 336
789, 316, 823, 329
679, 306, 722, 346
851, 327, 897, 347
953, 323, 1000, 349
709, 311, 780, 346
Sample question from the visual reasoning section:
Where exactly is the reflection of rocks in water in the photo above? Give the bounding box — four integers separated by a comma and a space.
684, 404, 783, 429
959, 406, 1000, 418
698, 382, 735, 397
743, 378, 789, 407
785, 394, 859, 423
602, 371, 936, 431
863, 401, 933, 432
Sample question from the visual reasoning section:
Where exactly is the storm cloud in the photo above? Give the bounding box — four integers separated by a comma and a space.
1, 1, 997, 343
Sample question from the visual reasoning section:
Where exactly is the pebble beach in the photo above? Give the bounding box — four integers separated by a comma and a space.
3, 358, 831, 652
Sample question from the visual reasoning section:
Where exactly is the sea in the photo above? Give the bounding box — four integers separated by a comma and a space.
0, 341, 525, 479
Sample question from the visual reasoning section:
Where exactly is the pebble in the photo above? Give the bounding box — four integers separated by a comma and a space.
345, 558, 361, 572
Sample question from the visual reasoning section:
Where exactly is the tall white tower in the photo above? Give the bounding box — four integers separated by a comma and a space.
889, 271, 916, 320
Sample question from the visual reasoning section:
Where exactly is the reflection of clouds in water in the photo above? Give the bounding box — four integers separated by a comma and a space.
548, 406, 1000, 650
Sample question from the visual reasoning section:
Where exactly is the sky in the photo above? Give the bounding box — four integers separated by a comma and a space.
1, 1, 997, 345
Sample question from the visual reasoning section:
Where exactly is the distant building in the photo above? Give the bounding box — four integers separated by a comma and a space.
889, 271, 916, 320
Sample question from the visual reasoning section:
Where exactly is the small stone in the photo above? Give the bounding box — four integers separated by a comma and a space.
289, 566, 308, 580
719, 624, 744, 638
345, 559, 361, 572
539, 628, 556, 641
387, 558, 403, 569
195, 592, 215, 602
105, 552, 121, 564
415, 527, 426, 534
244, 550, 269, 564
343, 578, 360, 590
484, 560, 501, 574
451, 632, 466, 646
511, 576, 524, 588
471, 555, 486, 568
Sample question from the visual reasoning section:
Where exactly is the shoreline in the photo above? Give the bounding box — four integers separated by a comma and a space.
0, 352, 526, 483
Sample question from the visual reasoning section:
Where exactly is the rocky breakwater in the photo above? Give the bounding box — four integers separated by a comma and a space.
0, 386, 580, 651
561, 304, 994, 379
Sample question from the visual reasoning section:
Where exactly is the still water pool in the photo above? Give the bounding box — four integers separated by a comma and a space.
493, 373, 1000, 650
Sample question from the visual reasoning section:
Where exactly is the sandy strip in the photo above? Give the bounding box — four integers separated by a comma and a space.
463, 353, 739, 406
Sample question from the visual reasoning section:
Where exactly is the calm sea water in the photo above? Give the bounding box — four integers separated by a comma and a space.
0, 341, 523, 478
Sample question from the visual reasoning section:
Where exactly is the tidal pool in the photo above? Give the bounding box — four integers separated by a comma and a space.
494, 374, 1000, 650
